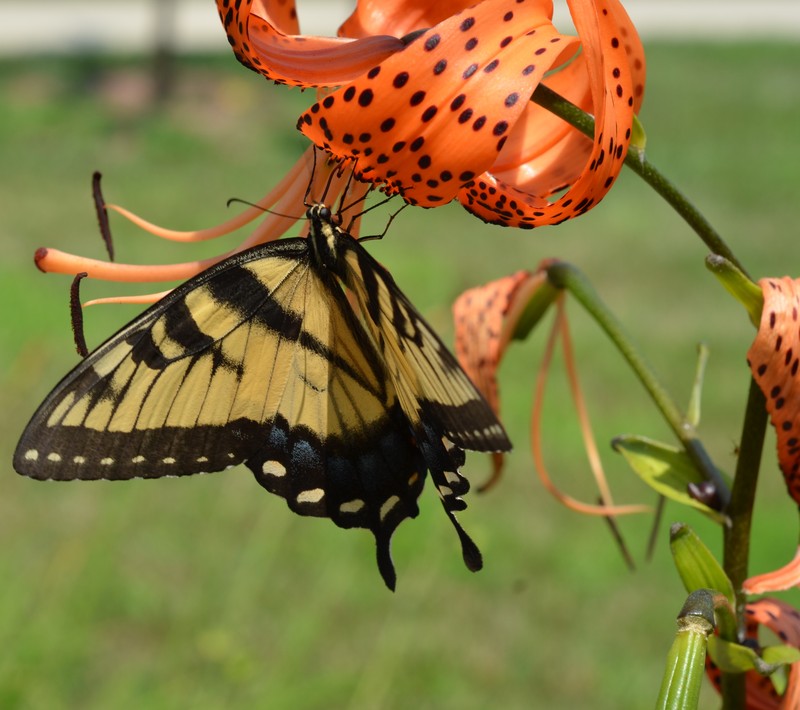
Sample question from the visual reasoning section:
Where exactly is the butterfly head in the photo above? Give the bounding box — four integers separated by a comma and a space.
307, 203, 344, 271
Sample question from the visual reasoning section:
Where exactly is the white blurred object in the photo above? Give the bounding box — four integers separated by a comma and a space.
0, 0, 797, 56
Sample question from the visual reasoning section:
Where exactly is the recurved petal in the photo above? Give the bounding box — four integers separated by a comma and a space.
459, 0, 645, 227
744, 547, 800, 595
340, 0, 491, 39
453, 270, 550, 414
300, 0, 576, 206
747, 276, 800, 505
217, 0, 405, 87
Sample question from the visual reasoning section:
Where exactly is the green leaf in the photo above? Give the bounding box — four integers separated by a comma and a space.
686, 344, 709, 428
629, 113, 647, 164
705, 254, 763, 327
763, 645, 800, 667
613, 435, 729, 524
708, 636, 800, 675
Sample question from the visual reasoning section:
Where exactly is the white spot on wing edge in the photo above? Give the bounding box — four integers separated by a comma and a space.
47, 452, 62, 463
131, 455, 146, 464
73, 455, 85, 464
262, 460, 286, 477
380, 495, 401, 521
339, 499, 365, 514
297, 488, 324, 504
196, 456, 209, 463
100, 457, 114, 465
444, 470, 461, 484
24, 449, 39, 462
162, 457, 176, 465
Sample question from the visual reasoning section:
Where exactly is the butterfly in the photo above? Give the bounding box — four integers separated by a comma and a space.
14, 203, 511, 589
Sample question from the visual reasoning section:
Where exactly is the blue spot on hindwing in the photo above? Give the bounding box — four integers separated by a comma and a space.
291, 438, 321, 475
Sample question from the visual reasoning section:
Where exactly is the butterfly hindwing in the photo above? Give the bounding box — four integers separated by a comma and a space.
335, 233, 511, 454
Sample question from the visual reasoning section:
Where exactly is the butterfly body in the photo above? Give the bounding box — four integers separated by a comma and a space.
14, 204, 510, 588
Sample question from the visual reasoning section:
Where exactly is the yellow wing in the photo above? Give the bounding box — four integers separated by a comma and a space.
335, 232, 511, 454
15, 238, 437, 588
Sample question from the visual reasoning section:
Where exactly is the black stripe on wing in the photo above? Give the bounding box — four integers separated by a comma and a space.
336, 234, 511, 453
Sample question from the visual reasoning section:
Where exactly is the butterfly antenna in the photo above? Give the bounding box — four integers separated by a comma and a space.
70, 272, 90, 358
92, 171, 115, 262
225, 197, 302, 221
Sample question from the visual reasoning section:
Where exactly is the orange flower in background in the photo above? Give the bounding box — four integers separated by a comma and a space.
706, 598, 800, 709
453, 266, 650, 517
744, 275, 800, 595
220, 0, 646, 227
748, 276, 800, 506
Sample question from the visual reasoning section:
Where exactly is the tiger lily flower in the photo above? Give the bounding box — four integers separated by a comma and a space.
221, 0, 646, 227
744, 276, 800, 594
453, 266, 650, 517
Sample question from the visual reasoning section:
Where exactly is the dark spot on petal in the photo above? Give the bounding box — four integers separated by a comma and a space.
424, 34, 441, 51
358, 89, 374, 107
421, 105, 438, 122
393, 72, 409, 89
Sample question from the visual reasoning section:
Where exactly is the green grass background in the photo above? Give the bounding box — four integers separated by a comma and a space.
1, 42, 800, 708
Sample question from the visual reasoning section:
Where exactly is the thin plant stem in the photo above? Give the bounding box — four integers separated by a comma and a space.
718, 379, 768, 710
546, 261, 730, 506
531, 85, 749, 278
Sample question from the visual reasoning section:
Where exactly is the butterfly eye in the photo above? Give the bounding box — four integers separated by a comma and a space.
318, 206, 332, 222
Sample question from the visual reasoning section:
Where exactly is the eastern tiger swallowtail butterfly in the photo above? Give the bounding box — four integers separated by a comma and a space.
14, 204, 511, 589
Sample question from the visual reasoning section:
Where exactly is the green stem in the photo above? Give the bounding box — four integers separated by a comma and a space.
719, 378, 768, 710
546, 261, 730, 506
531, 85, 749, 278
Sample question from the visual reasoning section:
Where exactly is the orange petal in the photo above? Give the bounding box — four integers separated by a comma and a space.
453, 269, 548, 490
341, 0, 483, 38
744, 546, 800, 595
747, 277, 800, 505
453, 270, 547, 413
217, 0, 405, 87
299, 0, 576, 206
459, 0, 646, 226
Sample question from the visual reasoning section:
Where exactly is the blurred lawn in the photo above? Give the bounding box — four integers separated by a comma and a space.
2, 43, 800, 709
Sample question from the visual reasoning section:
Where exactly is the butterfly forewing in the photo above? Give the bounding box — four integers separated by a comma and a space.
15, 242, 309, 480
